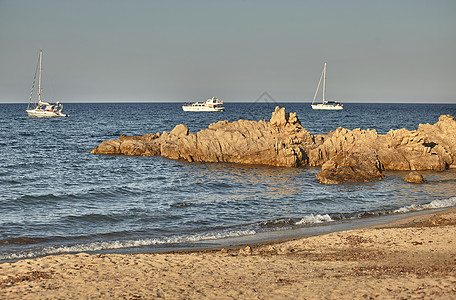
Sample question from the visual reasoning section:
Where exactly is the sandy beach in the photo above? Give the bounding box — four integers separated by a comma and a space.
1, 208, 455, 299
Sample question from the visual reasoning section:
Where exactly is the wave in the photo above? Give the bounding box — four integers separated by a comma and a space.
296, 214, 333, 225
260, 218, 297, 227
260, 214, 333, 227
0, 229, 256, 261
170, 202, 193, 208
0, 236, 48, 245
14, 185, 142, 205
394, 196, 456, 213
64, 214, 120, 223
261, 196, 456, 229
326, 197, 456, 222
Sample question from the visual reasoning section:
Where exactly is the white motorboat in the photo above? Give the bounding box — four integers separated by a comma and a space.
311, 62, 343, 110
182, 97, 225, 112
26, 50, 69, 117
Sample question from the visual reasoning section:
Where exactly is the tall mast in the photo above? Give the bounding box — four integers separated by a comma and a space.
312, 65, 324, 105
38, 49, 42, 103
322, 62, 326, 102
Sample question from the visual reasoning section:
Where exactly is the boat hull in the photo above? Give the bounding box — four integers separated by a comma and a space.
26, 109, 69, 117
311, 104, 343, 110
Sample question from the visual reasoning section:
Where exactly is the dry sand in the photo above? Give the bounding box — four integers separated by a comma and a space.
1, 208, 456, 299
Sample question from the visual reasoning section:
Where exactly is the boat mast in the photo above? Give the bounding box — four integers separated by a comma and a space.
28, 52, 40, 109
322, 62, 326, 103
312, 64, 324, 105
38, 49, 42, 103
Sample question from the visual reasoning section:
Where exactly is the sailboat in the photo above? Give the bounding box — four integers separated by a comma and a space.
26, 50, 69, 117
311, 62, 343, 110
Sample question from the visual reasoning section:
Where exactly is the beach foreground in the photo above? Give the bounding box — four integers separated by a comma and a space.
1, 209, 456, 299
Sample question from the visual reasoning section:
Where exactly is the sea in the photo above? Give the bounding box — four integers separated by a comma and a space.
1, 102, 456, 262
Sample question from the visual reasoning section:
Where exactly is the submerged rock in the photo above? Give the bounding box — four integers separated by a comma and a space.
404, 171, 425, 184
91, 107, 456, 184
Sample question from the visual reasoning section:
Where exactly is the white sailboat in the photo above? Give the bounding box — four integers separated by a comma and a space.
26, 50, 69, 117
311, 62, 343, 110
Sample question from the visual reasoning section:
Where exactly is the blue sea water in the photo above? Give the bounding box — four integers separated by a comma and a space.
1, 102, 456, 261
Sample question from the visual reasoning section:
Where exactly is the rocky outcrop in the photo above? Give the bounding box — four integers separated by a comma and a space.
91, 107, 456, 183
93, 107, 315, 167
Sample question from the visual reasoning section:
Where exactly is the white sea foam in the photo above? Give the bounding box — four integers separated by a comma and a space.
394, 196, 456, 214
0, 229, 256, 261
296, 214, 333, 225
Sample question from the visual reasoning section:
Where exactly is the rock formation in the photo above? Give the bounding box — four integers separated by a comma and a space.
91, 107, 456, 184
93, 107, 314, 167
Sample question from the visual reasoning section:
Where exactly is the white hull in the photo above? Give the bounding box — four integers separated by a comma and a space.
311, 104, 343, 110
26, 109, 69, 117
182, 106, 224, 112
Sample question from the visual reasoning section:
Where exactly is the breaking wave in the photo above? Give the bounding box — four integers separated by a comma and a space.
296, 214, 333, 225
394, 196, 456, 213
260, 214, 333, 228
0, 229, 256, 261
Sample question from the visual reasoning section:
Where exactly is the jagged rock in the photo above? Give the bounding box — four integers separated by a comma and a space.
270, 106, 300, 128
91, 107, 456, 184
404, 171, 424, 183
160, 124, 193, 160
316, 153, 385, 184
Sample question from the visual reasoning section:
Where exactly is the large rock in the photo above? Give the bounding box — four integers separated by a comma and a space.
316, 152, 385, 184
159, 107, 314, 166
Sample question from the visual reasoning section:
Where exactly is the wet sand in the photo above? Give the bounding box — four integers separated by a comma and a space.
1, 208, 456, 299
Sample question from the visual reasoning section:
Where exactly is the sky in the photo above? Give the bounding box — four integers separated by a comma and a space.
1, 0, 455, 103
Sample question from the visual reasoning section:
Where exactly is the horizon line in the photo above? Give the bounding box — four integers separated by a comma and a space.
2, 100, 455, 105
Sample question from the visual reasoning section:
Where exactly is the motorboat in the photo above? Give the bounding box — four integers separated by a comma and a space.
182, 97, 225, 112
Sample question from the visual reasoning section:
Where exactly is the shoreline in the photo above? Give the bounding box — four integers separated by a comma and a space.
173, 206, 456, 253
1, 197, 454, 263
1, 207, 455, 299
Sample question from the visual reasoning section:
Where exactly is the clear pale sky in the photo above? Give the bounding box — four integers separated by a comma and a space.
1, 0, 455, 103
